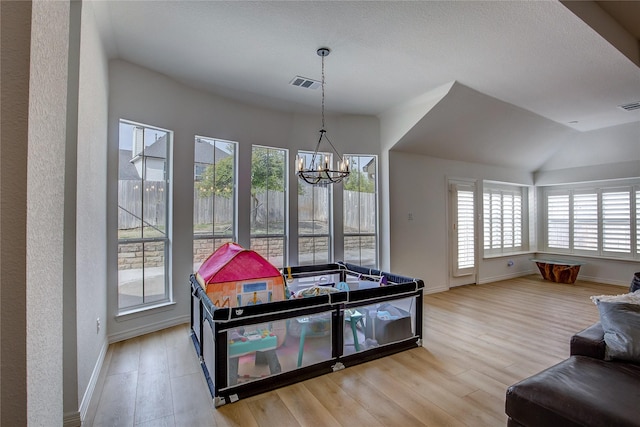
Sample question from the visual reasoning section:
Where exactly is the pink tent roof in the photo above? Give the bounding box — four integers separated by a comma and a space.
197, 242, 282, 284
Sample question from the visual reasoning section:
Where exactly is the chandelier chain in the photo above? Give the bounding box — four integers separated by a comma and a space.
321, 52, 325, 130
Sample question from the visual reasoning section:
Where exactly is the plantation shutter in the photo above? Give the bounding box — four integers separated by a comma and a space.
573, 192, 598, 251
637, 190, 640, 255
452, 183, 475, 276
602, 190, 631, 254
484, 184, 525, 254
547, 193, 570, 249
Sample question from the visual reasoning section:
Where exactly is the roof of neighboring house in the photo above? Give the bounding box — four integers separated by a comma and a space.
126, 136, 231, 163
195, 138, 231, 164
141, 134, 168, 158
118, 149, 140, 180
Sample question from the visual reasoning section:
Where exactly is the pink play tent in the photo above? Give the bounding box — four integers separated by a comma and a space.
195, 242, 286, 308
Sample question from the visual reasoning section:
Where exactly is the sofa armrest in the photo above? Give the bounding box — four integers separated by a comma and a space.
570, 322, 606, 359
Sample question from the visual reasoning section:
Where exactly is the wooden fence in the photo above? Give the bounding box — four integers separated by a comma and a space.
119, 181, 375, 232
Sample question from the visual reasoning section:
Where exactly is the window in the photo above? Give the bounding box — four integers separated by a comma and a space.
483, 183, 527, 255
542, 183, 640, 259
193, 137, 237, 270
250, 145, 287, 268
117, 120, 171, 312
297, 150, 331, 265
343, 155, 378, 268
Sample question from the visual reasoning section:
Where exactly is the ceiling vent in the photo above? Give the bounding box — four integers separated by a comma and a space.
618, 101, 640, 112
290, 76, 320, 90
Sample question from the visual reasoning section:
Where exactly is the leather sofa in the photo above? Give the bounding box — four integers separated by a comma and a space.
505, 280, 640, 427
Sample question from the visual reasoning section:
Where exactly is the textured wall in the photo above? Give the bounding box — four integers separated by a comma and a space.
27, 1, 70, 424
76, 0, 109, 417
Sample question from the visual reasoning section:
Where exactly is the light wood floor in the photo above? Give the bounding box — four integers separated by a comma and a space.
84, 275, 622, 426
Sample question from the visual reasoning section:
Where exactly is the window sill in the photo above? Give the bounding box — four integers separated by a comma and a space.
483, 250, 535, 260
536, 251, 639, 263
116, 301, 176, 322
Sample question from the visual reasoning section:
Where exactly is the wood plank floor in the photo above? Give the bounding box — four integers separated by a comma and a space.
84, 275, 623, 426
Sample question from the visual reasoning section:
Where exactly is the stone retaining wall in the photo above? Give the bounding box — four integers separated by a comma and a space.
120, 236, 374, 270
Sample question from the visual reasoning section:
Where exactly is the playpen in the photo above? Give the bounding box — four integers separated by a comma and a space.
190, 261, 424, 406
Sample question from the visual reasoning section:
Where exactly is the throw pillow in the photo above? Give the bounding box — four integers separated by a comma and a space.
594, 299, 640, 362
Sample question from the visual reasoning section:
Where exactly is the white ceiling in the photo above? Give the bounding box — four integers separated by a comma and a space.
93, 1, 640, 170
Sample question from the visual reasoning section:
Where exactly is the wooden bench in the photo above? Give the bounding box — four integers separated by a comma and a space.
530, 259, 585, 284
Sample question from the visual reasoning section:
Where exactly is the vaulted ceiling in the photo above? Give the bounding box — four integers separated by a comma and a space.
93, 1, 640, 172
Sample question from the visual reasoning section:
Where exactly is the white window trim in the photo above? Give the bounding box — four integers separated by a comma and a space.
541, 181, 640, 260
483, 181, 529, 257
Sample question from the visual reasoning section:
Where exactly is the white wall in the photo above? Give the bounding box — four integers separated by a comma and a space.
107, 60, 380, 339
536, 121, 640, 174
76, 0, 109, 420
388, 152, 534, 293
27, 0, 72, 424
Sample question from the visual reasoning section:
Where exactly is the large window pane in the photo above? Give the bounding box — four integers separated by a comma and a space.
298, 150, 331, 265
250, 237, 286, 269
118, 120, 171, 311
250, 146, 287, 267
117, 242, 143, 309
299, 236, 330, 265
344, 236, 376, 268
344, 155, 377, 267
193, 136, 237, 270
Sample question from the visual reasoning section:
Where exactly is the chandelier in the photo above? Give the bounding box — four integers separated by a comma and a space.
296, 47, 350, 186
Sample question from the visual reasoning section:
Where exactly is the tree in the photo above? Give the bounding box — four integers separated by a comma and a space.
250, 147, 285, 226
196, 156, 234, 198
344, 169, 375, 193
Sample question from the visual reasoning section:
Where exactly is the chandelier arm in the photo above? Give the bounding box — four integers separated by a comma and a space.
308, 130, 325, 168
319, 131, 345, 163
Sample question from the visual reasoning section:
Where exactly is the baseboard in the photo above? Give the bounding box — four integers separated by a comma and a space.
108, 314, 190, 343
423, 285, 448, 294
63, 411, 81, 427
477, 270, 535, 285
576, 274, 629, 287
78, 339, 108, 423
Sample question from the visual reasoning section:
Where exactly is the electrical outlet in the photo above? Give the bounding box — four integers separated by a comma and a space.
96, 318, 101, 334
408, 212, 414, 221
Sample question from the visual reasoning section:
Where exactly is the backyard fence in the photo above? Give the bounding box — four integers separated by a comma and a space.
119, 181, 375, 232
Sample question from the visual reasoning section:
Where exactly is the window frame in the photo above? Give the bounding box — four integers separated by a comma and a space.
342, 154, 379, 268
249, 144, 289, 269
117, 119, 172, 313
541, 182, 640, 260
451, 181, 476, 277
192, 136, 238, 270
297, 149, 333, 266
